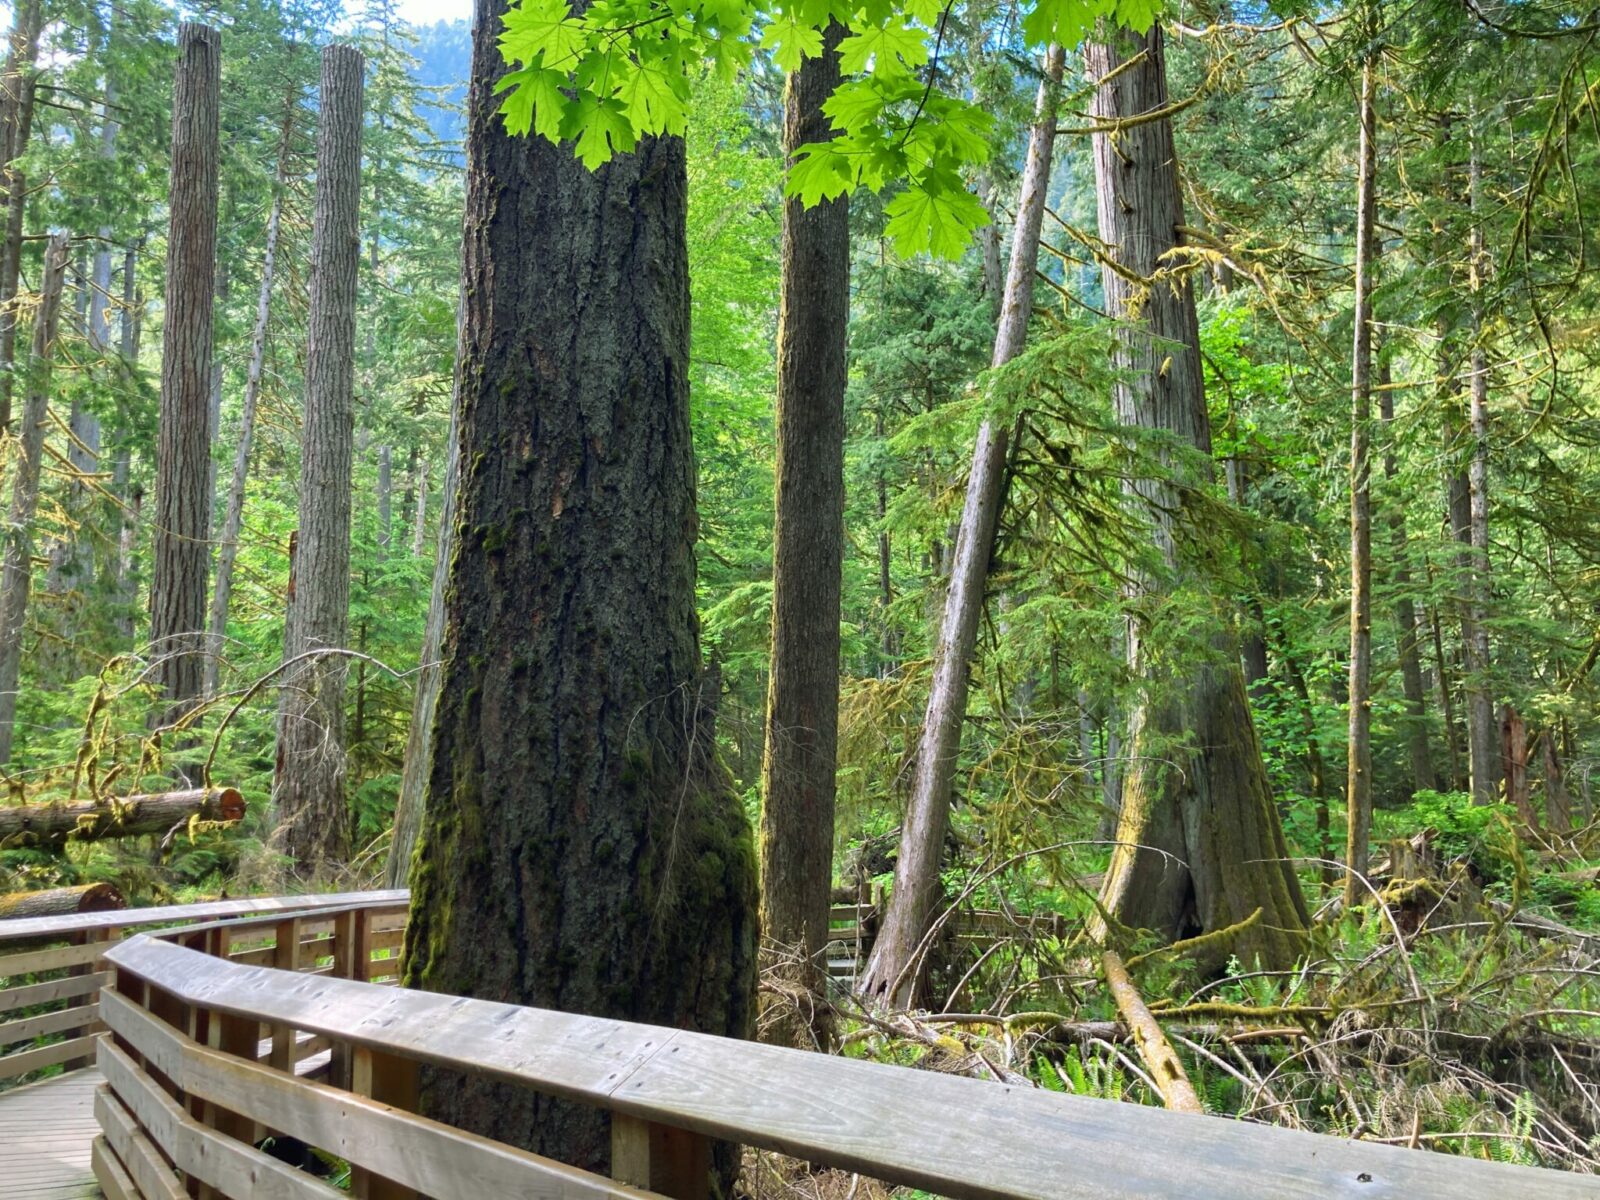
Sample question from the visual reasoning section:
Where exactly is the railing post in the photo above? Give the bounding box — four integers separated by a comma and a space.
349, 1044, 419, 1200
329, 908, 359, 1088
611, 1115, 711, 1200
65, 926, 116, 1071
268, 917, 301, 1074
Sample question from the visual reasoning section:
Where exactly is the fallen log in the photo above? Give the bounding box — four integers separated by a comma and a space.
1102, 949, 1204, 1113
0, 881, 125, 920
0, 787, 245, 844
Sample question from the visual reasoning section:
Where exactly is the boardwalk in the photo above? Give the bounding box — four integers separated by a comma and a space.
0, 1068, 101, 1199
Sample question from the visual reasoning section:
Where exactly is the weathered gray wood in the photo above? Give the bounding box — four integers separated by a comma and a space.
0, 1061, 101, 1196
0, 970, 107, 1013
0, 937, 104, 976
100, 1037, 344, 1200
0, 1000, 98, 1046
0, 1032, 98, 1080
0, 889, 407, 943
100, 988, 662, 1200
102, 936, 1598, 1200
95, 1085, 187, 1200
92, 1134, 142, 1200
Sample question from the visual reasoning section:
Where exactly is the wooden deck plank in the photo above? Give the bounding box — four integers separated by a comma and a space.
0, 1067, 102, 1198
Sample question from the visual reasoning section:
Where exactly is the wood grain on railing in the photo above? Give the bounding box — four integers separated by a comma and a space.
95, 927, 1594, 1200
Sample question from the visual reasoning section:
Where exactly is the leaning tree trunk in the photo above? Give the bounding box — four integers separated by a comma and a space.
759, 23, 849, 1050
206, 80, 298, 701
149, 23, 220, 737
1345, 49, 1377, 909
0, 235, 66, 764
0, 0, 40, 433
1086, 24, 1308, 968
273, 45, 363, 875
860, 45, 1065, 1009
401, 0, 757, 1183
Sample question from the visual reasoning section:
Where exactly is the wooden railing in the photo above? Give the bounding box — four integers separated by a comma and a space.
0, 890, 406, 1090
90, 896, 1589, 1200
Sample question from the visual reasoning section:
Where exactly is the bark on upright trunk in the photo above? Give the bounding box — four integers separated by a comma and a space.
205, 81, 298, 701
759, 25, 849, 1049
149, 23, 221, 737
401, 0, 756, 1182
273, 45, 364, 874
1345, 51, 1377, 908
1380, 374, 1435, 796
860, 45, 1065, 1008
0, 0, 41, 433
1086, 24, 1308, 967
0, 235, 66, 764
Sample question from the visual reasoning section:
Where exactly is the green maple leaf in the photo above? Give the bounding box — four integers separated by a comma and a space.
786, 142, 853, 205
820, 79, 885, 134
499, 0, 588, 70
903, 0, 945, 23
494, 66, 567, 141
837, 19, 928, 78
616, 59, 686, 134
1021, 0, 1115, 53
1116, 0, 1162, 32
760, 15, 824, 72
884, 182, 988, 260
560, 93, 638, 168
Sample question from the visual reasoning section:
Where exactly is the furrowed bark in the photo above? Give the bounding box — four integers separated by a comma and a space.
0, 0, 40, 432
1345, 50, 1377, 909
149, 23, 221, 735
402, 2, 756, 1185
273, 44, 364, 874
861, 45, 1065, 1008
1086, 24, 1308, 968
759, 23, 849, 1050
0, 234, 66, 764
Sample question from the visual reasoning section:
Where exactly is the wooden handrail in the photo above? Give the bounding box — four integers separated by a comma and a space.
0, 888, 409, 944
96, 929, 1592, 1200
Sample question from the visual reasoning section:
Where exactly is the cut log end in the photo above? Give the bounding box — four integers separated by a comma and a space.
0, 881, 127, 920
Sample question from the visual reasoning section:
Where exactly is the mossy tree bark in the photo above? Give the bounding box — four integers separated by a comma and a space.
1087, 24, 1309, 969
273, 45, 364, 874
149, 23, 220, 738
759, 23, 848, 1051
402, 0, 757, 1182
0, 0, 41, 434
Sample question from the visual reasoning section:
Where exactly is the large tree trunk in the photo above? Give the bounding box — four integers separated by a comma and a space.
1086, 25, 1308, 968
1344, 52, 1377, 908
207, 85, 297, 701
149, 24, 221, 735
759, 25, 849, 1050
860, 45, 1065, 1008
0, 0, 40, 433
273, 45, 363, 874
0, 235, 66, 764
0, 787, 243, 843
401, 1, 756, 1183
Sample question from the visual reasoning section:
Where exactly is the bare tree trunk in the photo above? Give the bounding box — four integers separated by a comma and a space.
149, 23, 221, 736
1086, 24, 1308, 967
273, 45, 364, 875
861, 45, 1065, 1008
1543, 735, 1573, 835
409, 456, 428, 556
0, 0, 40, 433
1499, 704, 1536, 830
383, 401, 459, 887
1461, 128, 1497, 806
376, 443, 393, 559
114, 247, 142, 639
0, 235, 65, 763
1344, 51, 1377, 909
205, 85, 297, 701
1380, 374, 1435, 796
759, 24, 849, 1048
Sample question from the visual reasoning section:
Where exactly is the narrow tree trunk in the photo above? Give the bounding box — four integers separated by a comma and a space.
0, 0, 41, 433
1461, 129, 1497, 806
1499, 703, 1536, 830
1344, 52, 1377, 909
113, 245, 141, 639
376, 444, 393, 559
409, 456, 428, 556
759, 24, 849, 1049
205, 83, 297, 701
1086, 24, 1308, 967
861, 45, 1065, 1008
1380, 375, 1435, 795
1542, 735, 1573, 835
149, 23, 221, 735
0, 235, 66, 764
402, 4, 756, 1179
273, 45, 364, 874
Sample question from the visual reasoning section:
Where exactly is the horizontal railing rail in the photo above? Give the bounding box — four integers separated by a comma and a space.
0, 889, 407, 1090
95, 923, 1595, 1200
